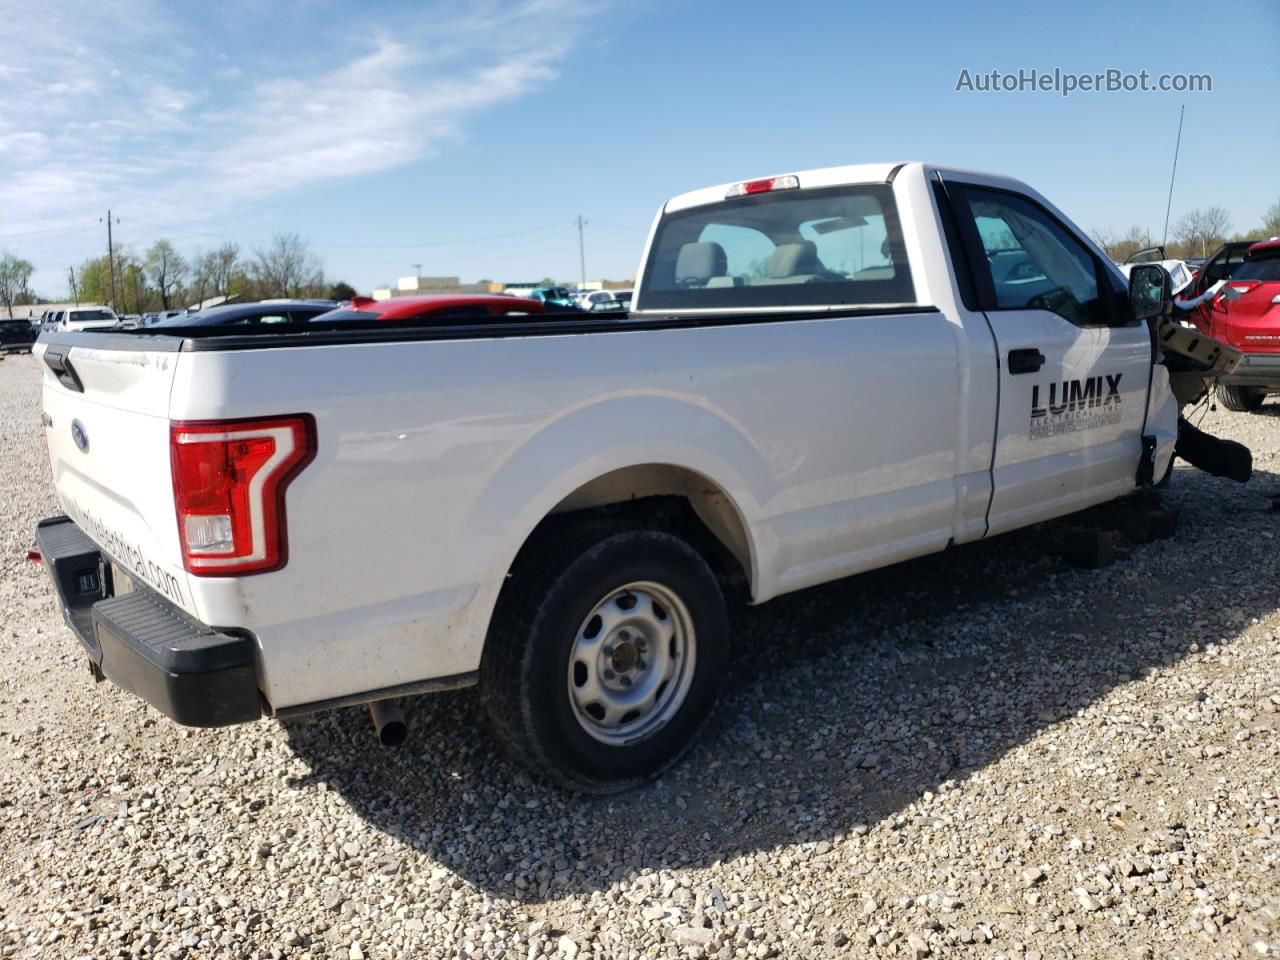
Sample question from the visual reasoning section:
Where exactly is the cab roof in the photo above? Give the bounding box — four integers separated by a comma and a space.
661, 162, 1038, 214
663, 163, 904, 213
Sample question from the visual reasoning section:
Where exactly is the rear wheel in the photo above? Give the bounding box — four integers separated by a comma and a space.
1218, 385, 1267, 413
480, 526, 728, 792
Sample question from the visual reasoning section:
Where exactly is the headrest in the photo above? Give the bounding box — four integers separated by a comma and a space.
675, 242, 728, 284
767, 241, 824, 278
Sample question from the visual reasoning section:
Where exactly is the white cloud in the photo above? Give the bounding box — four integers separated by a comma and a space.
0, 0, 603, 243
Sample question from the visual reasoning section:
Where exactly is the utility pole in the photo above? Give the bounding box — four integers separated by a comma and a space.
100, 210, 119, 309
68, 266, 79, 306
412, 263, 422, 291
575, 215, 587, 289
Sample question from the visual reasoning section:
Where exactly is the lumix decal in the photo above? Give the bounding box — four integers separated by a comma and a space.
1029, 373, 1122, 440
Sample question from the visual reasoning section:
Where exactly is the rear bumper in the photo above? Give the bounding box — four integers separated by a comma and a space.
35, 516, 262, 727
1220, 352, 1280, 389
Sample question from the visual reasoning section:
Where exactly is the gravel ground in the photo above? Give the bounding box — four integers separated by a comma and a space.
1, 352, 1277, 960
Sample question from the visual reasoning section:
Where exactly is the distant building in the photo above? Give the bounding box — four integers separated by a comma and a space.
579, 279, 635, 292
373, 276, 494, 300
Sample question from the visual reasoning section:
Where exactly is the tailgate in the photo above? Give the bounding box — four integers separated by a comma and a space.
37, 339, 193, 612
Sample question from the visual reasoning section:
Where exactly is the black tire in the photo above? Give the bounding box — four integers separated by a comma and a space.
480, 526, 728, 793
1218, 385, 1267, 413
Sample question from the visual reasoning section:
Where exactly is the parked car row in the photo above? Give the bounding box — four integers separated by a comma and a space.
20, 287, 635, 346
35, 307, 121, 333
500, 286, 634, 312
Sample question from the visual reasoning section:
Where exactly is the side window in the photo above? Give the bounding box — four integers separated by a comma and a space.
1223, 247, 1248, 279
961, 187, 1109, 326
1201, 250, 1228, 288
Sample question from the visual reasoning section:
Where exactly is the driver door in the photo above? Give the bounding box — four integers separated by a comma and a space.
943, 180, 1153, 535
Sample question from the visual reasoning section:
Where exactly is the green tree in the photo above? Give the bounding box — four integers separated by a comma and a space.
76, 256, 112, 304
121, 260, 149, 314
328, 281, 357, 301
0, 252, 34, 317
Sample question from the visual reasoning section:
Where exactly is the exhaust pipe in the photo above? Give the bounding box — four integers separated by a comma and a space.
368, 699, 407, 746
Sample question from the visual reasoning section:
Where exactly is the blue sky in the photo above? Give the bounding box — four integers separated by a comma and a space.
2, 0, 1277, 298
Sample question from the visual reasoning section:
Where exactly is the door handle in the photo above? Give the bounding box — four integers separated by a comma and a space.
1007, 348, 1045, 375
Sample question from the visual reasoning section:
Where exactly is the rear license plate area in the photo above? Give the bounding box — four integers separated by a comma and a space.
110, 562, 136, 597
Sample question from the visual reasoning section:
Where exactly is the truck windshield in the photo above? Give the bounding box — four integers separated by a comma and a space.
639, 184, 915, 311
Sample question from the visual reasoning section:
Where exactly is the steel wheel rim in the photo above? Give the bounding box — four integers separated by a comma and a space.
567, 580, 696, 745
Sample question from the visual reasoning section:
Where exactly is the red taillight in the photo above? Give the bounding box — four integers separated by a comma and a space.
170, 415, 315, 576
725, 174, 800, 199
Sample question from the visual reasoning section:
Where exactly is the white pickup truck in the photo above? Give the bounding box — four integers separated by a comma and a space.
33, 162, 1239, 791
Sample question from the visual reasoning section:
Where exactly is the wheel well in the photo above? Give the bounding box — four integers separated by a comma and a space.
512, 465, 754, 597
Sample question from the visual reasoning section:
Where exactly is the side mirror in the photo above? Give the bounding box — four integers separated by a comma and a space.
1129, 263, 1172, 322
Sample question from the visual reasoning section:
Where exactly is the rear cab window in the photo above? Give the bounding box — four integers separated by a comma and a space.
637, 183, 916, 312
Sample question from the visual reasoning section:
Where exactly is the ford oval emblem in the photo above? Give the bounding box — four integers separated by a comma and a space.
70, 419, 89, 453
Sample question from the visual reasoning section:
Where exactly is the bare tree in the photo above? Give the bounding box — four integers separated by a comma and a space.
1090, 225, 1154, 263
0, 252, 34, 318
1174, 207, 1232, 258
212, 242, 240, 297
145, 240, 188, 310
252, 233, 323, 298
1263, 198, 1280, 238
189, 251, 219, 307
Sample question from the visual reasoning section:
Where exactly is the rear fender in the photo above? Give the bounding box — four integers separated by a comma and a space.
453, 395, 775, 625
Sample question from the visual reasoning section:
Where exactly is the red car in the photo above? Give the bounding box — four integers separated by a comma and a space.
319, 295, 546, 323
1187, 239, 1280, 412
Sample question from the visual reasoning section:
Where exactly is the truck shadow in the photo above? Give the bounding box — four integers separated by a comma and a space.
280, 464, 1280, 903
